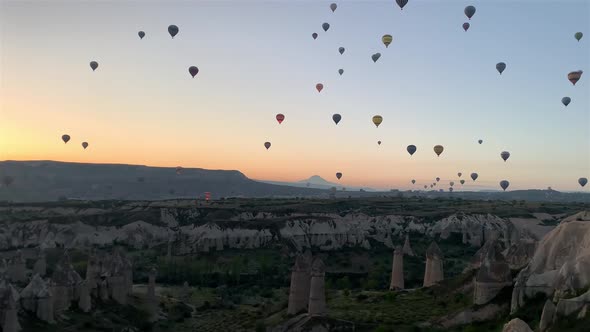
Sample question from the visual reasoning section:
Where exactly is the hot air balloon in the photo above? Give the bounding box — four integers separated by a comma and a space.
89, 61, 98, 71
496, 62, 506, 75
575, 32, 583, 42
579, 177, 588, 187
412, 179, 416, 184
176, 166, 183, 175
330, 3, 337, 12
82, 142, 89, 149
62, 135, 70, 143
433, 183, 436, 186
562, 97, 571, 107
430, 184, 433, 188
450, 181, 454, 187
189, 66, 199, 78
500, 151, 510, 162
372, 115, 383, 127
276, 114, 285, 124
464, 6, 476, 20
471, 173, 478, 181
396, 0, 408, 10
568, 71, 583, 85
449, 187, 454, 192
382, 34, 392, 48
264, 142, 271, 150
372, 53, 381, 63
138, 31, 145, 39
338, 69, 344, 75
433, 145, 444, 157
316, 83, 324, 92
407, 145, 417, 156
336, 172, 342, 180
500, 180, 510, 191
312, 33, 318, 40
458, 172, 462, 177
478, 139, 483, 144
332, 114, 342, 125
463, 23, 470, 31
377, 141, 382, 145
436, 177, 440, 182
168, 25, 179, 38
339, 47, 345, 55
424, 185, 428, 189
322, 23, 330, 32
2, 176, 14, 187
460, 179, 465, 185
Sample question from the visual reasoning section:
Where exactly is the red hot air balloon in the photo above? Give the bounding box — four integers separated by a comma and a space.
276, 114, 285, 124
316, 83, 324, 92
568, 71, 583, 85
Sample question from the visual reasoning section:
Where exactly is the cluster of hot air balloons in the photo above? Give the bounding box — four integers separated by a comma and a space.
60, 134, 89, 150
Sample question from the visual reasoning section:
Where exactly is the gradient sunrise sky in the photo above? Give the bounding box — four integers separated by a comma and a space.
1, 0, 589, 191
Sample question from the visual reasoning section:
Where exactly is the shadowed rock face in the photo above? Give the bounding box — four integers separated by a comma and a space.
511, 211, 590, 313
424, 242, 444, 287
502, 318, 533, 332
287, 251, 312, 315
308, 258, 326, 315
390, 246, 404, 290
0, 280, 21, 332
403, 234, 415, 256
473, 241, 512, 305
539, 300, 556, 332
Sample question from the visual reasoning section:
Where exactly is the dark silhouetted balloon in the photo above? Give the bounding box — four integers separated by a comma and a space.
464, 6, 476, 19
372, 53, 381, 63
339, 47, 345, 55
463, 23, 470, 31
332, 113, 342, 125
436, 177, 440, 182
433, 145, 444, 156
168, 25, 179, 38
330, 3, 337, 12
377, 141, 382, 145
322, 23, 330, 32
562, 97, 571, 106
501, 151, 510, 162
449, 187, 453, 192
264, 142, 271, 150
312, 33, 318, 40
460, 179, 465, 185
407, 145, 417, 156
478, 139, 483, 144
425, 185, 428, 189
276, 114, 285, 124
316, 83, 324, 92
579, 177, 588, 187
496, 62, 506, 75
575, 32, 583, 42
412, 179, 416, 184
372, 115, 383, 127
471, 173, 478, 181
450, 181, 454, 187
396, 0, 408, 10
189, 66, 199, 78
90, 61, 98, 71
500, 180, 510, 191
338, 69, 344, 75
62, 135, 70, 143
336, 172, 342, 180
82, 142, 88, 149
138, 31, 145, 39
458, 172, 462, 177
568, 71, 583, 85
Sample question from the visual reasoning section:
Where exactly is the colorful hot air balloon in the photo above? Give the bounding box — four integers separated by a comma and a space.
89, 61, 98, 71
500, 180, 510, 191
471, 173, 478, 181
562, 97, 571, 106
332, 113, 342, 125
322, 23, 330, 32
436, 177, 440, 182
312, 33, 318, 40
338, 69, 344, 75
276, 114, 285, 124
496, 62, 506, 75
412, 179, 416, 184
579, 177, 588, 187
372, 53, 381, 63
339, 47, 345, 55
82, 142, 89, 149
568, 71, 583, 85
264, 142, 271, 150
457, 172, 462, 177
138, 31, 145, 39
450, 181, 454, 187
463, 23, 470, 31
575, 32, 583, 42
336, 172, 342, 180
372, 115, 383, 127
330, 3, 337, 12
168, 25, 179, 38
460, 179, 465, 185
407, 145, 417, 156
433, 145, 444, 157
189, 66, 199, 78
382, 34, 392, 48
478, 139, 483, 144
464, 6, 476, 20
396, 0, 408, 10
62, 135, 70, 143
316, 83, 324, 92
500, 151, 510, 162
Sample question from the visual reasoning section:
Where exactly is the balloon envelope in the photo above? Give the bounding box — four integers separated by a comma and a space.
138, 31, 145, 39
396, 0, 408, 10
336, 172, 342, 180
501, 151, 510, 162
458, 172, 462, 177
330, 3, 337, 12
338, 69, 344, 75
562, 97, 571, 106
478, 139, 483, 144
500, 180, 510, 191
189, 66, 199, 78
382, 34, 393, 47
312, 33, 318, 40
372, 53, 381, 63
322, 23, 330, 32
450, 181, 455, 187
407, 145, 417, 156
568, 71, 583, 85
579, 177, 588, 187
411, 179, 416, 184
332, 113, 342, 124
276, 114, 285, 124
377, 141, 382, 145
463, 23, 470, 31
575, 32, 583, 41
89, 61, 98, 71
372, 115, 383, 127
436, 177, 440, 182
433, 145, 444, 156
82, 142, 88, 149
496, 62, 506, 74
339, 47, 345, 55
168, 25, 179, 38
471, 173, 478, 181
264, 142, 271, 150
464, 6, 476, 19
316, 83, 324, 92
62, 135, 70, 143
460, 179, 465, 185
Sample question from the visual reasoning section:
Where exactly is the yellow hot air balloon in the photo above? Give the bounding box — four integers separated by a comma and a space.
382, 34, 393, 48
433, 145, 444, 157
372, 115, 383, 127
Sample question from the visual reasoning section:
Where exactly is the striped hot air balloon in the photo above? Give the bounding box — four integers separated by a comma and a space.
382, 34, 393, 47
568, 71, 583, 85
276, 114, 285, 124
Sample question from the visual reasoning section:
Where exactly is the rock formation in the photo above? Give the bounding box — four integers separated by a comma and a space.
287, 251, 312, 315
502, 318, 533, 332
505, 239, 537, 270
389, 245, 404, 290
555, 289, 590, 317
6, 250, 26, 283
0, 280, 21, 332
20, 274, 54, 323
84, 248, 133, 304
539, 300, 555, 332
423, 242, 444, 287
473, 241, 512, 305
308, 258, 326, 315
78, 280, 91, 312
50, 251, 83, 313
403, 234, 415, 256
511, 211, 590, 313
33, 250, 47, 277
147, 267, 158, 322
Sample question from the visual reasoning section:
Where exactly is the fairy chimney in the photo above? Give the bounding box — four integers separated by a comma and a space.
78, 280, 91, 312
423, 242, 444, 287
308, 258, 326, 315
2, 287, 21, 332
7, 250, 26, 283
389, 246, 404, 290
287, 251, 312, 315
403, 234, 415, 256
33, 250, 47, 277
473, 241, 512, 305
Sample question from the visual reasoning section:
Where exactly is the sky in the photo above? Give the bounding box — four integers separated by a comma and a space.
1, 0, 589, 191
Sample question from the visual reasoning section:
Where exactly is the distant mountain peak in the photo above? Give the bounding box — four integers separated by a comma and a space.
299, 175, 332, 185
